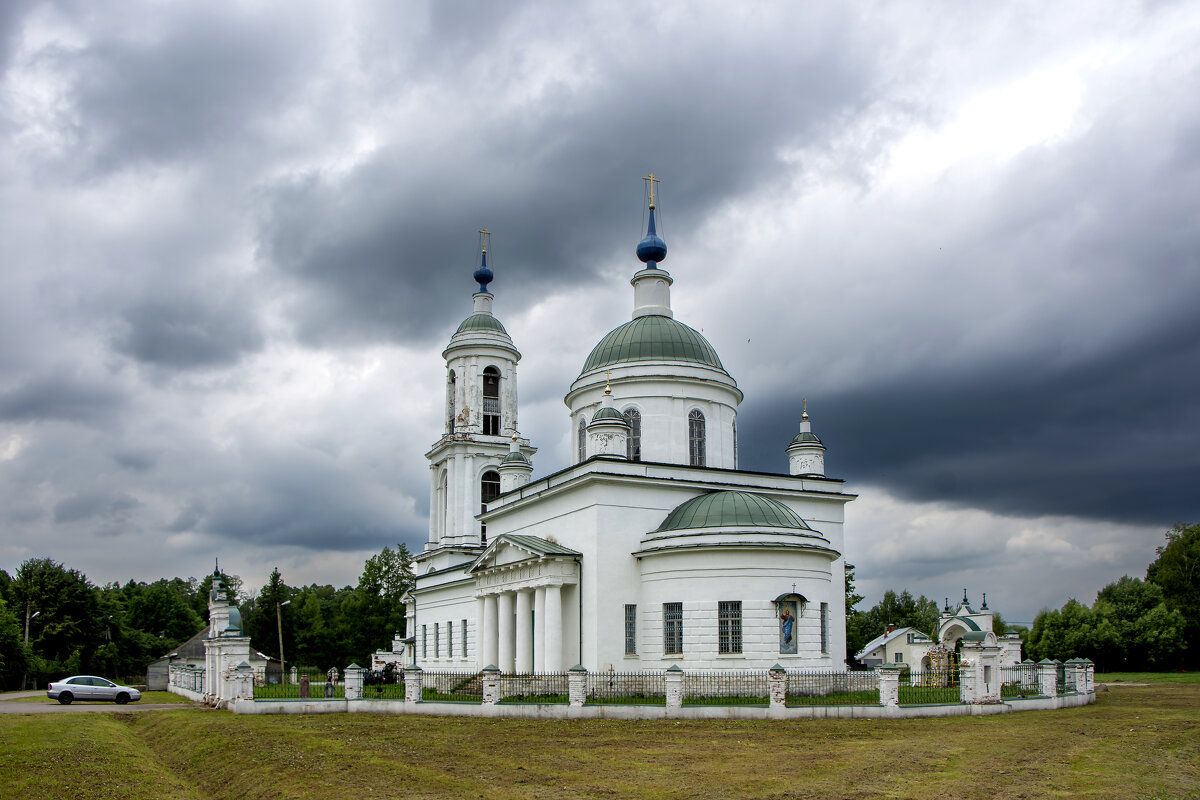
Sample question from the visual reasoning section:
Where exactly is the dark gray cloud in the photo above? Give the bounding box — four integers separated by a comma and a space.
113, 294, 265, 369
53, 490, 139, 524
0, 371, 126, 425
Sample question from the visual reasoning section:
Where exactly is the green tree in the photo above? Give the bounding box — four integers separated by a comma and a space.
1146, 522, 1199, 668
12, 558, 103, 684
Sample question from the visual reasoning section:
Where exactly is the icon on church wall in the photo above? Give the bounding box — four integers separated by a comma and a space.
778, 601, 798, 654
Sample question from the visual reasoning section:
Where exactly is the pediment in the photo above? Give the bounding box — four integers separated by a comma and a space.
468, 534, 580, 575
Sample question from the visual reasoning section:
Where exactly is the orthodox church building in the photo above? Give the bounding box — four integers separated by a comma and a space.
406, 182, 856, 673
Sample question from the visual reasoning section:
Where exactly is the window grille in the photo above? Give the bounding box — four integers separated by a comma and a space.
447, 621, 453, 658
480, 470, 501, 538
820, 602, 829, 654
623, 409, 642, 461
462, 619, 467, 657
482, 367, 501, 435
624, 604, 637, 655
447, 371, 456, 432
688, 410, 706, 466
434, 623, 439, 658
578, 417, 586, 462
718, 601, 742, 654
422, 625, 427, 659
663, 602, 683, 655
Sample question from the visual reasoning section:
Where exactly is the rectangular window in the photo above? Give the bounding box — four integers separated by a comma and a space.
462, 619, 468, 657
718, 601, 742, 654
820, 602, 829, 654
624, 604, 637, 655
433, 623, 439, 658
894, 652, 903, 663
447, 621, 453, 658
421, 625, 427, 659
663, 602, 683, 655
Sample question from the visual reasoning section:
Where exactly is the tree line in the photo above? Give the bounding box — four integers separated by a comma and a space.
845, 522, 1197, 671
0, 544, 414, 691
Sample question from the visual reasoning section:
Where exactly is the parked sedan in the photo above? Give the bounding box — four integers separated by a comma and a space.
47, 676, 142, 705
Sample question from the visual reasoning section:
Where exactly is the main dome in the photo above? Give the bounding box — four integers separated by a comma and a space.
580, 315, 724, 375
656, 491, 813, 532
454, 313, 509, 336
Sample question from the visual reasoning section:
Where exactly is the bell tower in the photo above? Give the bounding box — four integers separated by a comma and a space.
422, 231, 535, 566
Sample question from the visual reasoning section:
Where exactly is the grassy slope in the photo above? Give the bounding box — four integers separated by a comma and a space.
1, 685, 1197, 800
1097, 671, 1200, 684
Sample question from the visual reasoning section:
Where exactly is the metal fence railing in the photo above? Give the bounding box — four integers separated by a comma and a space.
898, 669, 960, 705
496, 672, 569, 704
254, 667, 345, 700
683, 670, 770, 706
585, 670, 666, 705
422, 670, 484, 702
786, 670, 879, 706
998, 664, 1038, 699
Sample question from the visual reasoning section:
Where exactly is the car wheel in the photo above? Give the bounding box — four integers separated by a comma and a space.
58, 692, 73, 705
115, 692, 129, 704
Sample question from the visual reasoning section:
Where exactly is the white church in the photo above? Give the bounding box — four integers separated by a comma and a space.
405, 181, 855, 673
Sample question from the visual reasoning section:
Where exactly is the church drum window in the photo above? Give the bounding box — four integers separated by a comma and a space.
623, 408, 642, 461
718, 601, 742, 654
624, 604, 637, 655
447, 370, 456, 433
688, 409, 706, 466
482, 366, 501, 435
663, 602, 683, 655
577, 417, 586, 462
480, 470, 501, 540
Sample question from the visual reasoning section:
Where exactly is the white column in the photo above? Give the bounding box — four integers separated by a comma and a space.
461, 454, 475, 545
483, 594, 499, 668
515, 589, 533, 674
544, 584, 563, 672
475, 596, 486, 668
534, 587, 547, 673
497, 592, 515, 673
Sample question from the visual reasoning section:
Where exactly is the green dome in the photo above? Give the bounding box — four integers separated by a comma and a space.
590, 405, 626, 423
657, 491, 813, 532
581, 315, 724, 374
454, 313, 509, 337
790, 431, 824, 447
501, 450, 531, 465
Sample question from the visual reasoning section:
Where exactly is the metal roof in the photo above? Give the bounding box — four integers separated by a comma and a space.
656, 490, 813, 532
580, 315, 724, 374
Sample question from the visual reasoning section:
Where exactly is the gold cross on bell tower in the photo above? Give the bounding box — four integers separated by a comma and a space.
642, 173, 660, 209
479, 228, 490, 253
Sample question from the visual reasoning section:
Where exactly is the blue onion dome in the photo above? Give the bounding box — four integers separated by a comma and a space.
473, 249, 493, 293
636, 206, 668, 267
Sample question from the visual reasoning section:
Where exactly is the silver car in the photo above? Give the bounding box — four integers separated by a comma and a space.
46, 676, 142, 705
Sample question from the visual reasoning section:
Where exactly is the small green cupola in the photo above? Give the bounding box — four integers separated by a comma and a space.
786, 400, 826, 477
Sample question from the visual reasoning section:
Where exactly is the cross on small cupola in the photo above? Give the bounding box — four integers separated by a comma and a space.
474, 228, 494, 293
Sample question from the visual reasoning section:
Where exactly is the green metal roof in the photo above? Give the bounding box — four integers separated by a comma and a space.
495, 534, 580, 557
591, 406, 626, 423
790, 431, 824, 447
581, 315, 724, 374
501, 450, 531, 465
656, 491, 813, 532
454, 313, 509, 337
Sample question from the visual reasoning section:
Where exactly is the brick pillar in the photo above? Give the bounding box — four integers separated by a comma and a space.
404, 665, 423, 703
1037, 659, 1058, 697
298, 673, 310, 699
959, 650, 980, 704
568, 664, 587, 707
481, 665, 501, 705
231, 661, 255, 701
665, 665, 684, 710
1082, 659, 1095, 693
344, 664, 364, 700
769, 664, 787, 710
878, 664, 900, 708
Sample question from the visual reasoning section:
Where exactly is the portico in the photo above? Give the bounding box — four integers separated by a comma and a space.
470, 535, 580, 673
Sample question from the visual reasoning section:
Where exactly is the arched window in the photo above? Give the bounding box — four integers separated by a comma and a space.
577, 416, 587, 462
623, 408, 641, 461
482, 367, 501, 436
480, 470, 501, 542
688, 409, 706, 467
447, 370, 456, 433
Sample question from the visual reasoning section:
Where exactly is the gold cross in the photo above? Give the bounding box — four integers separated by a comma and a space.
802, 397, 808, 421
642, 173, 660, 207
479, 228, 490, 253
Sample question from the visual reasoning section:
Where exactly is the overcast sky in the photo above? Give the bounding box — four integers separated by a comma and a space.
2, 1, 1197, 625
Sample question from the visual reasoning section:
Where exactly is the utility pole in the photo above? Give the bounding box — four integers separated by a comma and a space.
23, 603, 40, 690
277, 600, 291, 684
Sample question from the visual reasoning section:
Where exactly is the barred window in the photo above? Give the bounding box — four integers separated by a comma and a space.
421, 625, 427, 659
688, 409, 706, 466
482, 366, 501, 435
462, 619, 468, 656
434, 622, 439, 658
624, 604, 637, 655
718, 601, 742, 654
447, 620, 453, 658
447, 370, 456, 432
480, 470, 501, 539
663, 602, 683, 655
578, 417, 587, 462
820, 602, 829, 654
623, 409, 642, 461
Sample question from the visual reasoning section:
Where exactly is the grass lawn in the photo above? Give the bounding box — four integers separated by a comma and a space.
1097, 671, 1200, 684
1, 690, 193, 704
1, 684, 1197, 799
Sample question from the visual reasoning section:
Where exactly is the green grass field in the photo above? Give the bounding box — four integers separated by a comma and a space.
1097, 671, 1200, 684
0, 683, 1197, 799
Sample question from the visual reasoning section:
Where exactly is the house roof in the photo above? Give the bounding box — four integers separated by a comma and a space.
854, 626, 925, 660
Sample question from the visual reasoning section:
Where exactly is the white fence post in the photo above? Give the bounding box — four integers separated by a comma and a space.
404, 665, 423, 703
344, 664, 364, 700
481, 665, 501, 705
665, 665, 684, 711
768, 664, 787, 711
877, 665, 900, 708
568, 665, 587, 708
